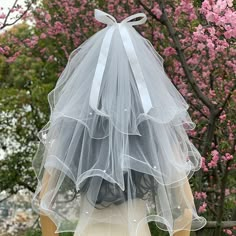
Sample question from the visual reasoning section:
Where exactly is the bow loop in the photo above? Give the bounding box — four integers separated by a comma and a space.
94, 9, 147, 26
121, 13, 147, 26
95, 9, 117, 25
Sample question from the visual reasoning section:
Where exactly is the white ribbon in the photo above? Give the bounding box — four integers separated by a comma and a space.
89, 9, 152, 116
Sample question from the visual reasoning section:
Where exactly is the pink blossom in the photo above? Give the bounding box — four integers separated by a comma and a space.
213, 0, 227, 13
209, 89, 216, 97
174, 0, 197, 21
55, 21, 63, 29
194, 191, 207, 200
47, 55, 54, 62
32, 35, 39, 41
108, 4, 115, 12
151, 5, 162, 19
4, 46, 10, 51
206, 39, 215, 50
200, 126, 207, 134
0, 13, 6, 19
226, 0, 233, 7
40, 48, 47, 53
197, 43, 205, 50
6, 56, 17, 63
0, 47, 5, 54
225, 189, 230, 196
5, 51, 20, 63
219, 114, 226, 121
223, 229, 233, 235
208, 150, 219, 168
201, 192, 207, 199
201, 157, 209, 172
225, 153, 233, 161
163, 47, 177, 56
224, 29, 235, 39
198, 202, 207, 213
201, 1, 212, 11
40, 33, 47, 39
45, 13, 51, 21
211, 150, 219, 156
188, 130, 197, 136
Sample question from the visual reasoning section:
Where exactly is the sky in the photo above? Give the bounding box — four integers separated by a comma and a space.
1, 0, 29, 29
1, 0, 26, 11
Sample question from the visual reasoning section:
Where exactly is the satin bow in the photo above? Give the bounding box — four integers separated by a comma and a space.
89, 9, 153, 116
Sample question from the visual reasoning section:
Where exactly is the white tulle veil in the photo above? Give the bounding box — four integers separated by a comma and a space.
31, 9, 207, 236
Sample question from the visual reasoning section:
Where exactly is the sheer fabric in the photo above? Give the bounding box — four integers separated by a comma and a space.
31, 9, 207, 236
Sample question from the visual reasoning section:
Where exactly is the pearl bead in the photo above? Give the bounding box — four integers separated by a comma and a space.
103, 170, 106, 172
177, 205, 181, 209
89, 112, 93, 115
85, 211, 89, 214
133, 219, 137, 222
153, 165, 157, 169
124, 108, 128, 111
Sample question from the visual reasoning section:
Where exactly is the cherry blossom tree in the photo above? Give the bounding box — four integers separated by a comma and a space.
0, 0, 235, 235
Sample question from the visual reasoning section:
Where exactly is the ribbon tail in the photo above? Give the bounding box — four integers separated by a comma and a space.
118, 24, 152, 114
89, 25, 116, 116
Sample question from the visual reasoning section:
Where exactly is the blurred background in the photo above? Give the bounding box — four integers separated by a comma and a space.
0, 0, 235, 235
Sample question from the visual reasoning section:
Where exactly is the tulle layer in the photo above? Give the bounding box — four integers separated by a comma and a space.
31, 19, 207, 236
36, 113, 201, 188
32, 113, 206, 235
47, 24, 192, 134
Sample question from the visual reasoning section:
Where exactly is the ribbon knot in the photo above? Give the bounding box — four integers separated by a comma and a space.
89, 9, 152, 116
94, 9, 147, 26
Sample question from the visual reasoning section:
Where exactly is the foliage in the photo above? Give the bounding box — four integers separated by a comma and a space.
0, 0, 235, 235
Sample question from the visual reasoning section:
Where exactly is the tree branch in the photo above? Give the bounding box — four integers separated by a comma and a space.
215, 82, 236, 117
202, 108, 217, 155
204, 221, 236, 228
1, 0, 18, 29
0, 0, 33, 30
214, 158, 233, 235
18, 181, 35, 193
138, 0, 213, 110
